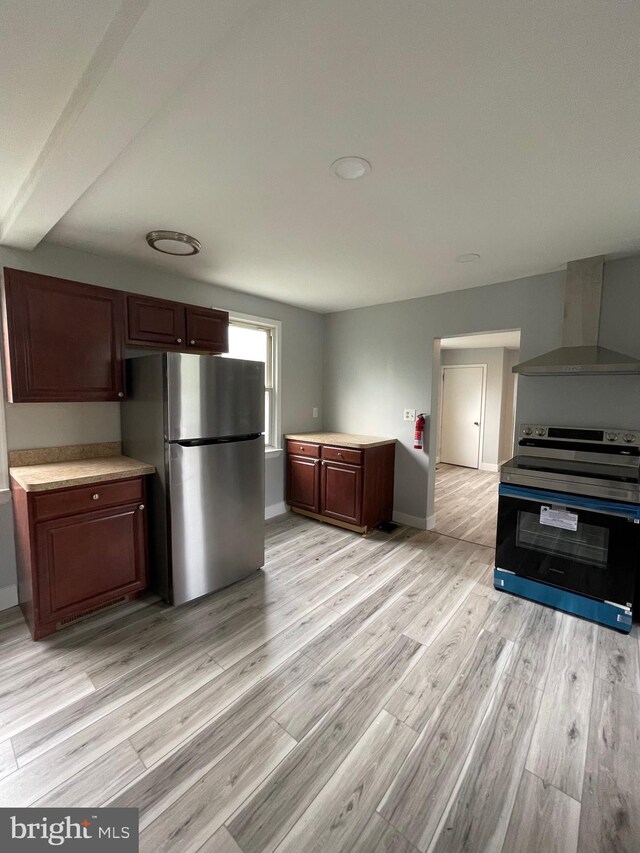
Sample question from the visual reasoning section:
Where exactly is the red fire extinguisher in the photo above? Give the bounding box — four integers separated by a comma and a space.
414, 413, 426, 450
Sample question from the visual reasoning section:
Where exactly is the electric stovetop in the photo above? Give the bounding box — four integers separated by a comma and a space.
500, 424, 640, 503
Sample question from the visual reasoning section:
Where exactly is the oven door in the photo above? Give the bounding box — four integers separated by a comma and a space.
496, 484, 640, 607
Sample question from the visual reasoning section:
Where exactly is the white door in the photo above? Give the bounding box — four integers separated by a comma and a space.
439, 365, 485, 468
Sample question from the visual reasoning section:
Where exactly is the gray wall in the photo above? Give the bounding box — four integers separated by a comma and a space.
499, 349, 520, 465
0, 242, 324, 592
3, 245, 640, 593
441, 347, 506, 468
324, 256, 640, 526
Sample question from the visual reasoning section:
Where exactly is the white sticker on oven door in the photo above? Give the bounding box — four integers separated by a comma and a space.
539, 505, 578, 531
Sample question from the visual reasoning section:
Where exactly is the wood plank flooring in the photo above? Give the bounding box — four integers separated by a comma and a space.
434, 462, 500, 547
0, 509, 638, 852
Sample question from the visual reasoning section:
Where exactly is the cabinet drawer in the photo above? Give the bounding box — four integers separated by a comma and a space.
287, 440, 320, 458
33, 478, 144, 521
321, 446, 362, 466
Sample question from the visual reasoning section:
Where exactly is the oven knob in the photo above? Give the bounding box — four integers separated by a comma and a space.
522, 426, 533, 436
623, 433, 635, 443
535, 428, 546, 436
605, 431, 618, 441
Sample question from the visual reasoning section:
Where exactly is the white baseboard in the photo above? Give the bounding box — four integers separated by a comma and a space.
427, 513, 436, 530
393, 511, 427, 530
265, 501, 288, 520
0, 584, 18, 611
479, 462, 499, 472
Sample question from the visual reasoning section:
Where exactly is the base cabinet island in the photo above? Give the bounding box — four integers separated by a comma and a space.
285, 432, 395, 533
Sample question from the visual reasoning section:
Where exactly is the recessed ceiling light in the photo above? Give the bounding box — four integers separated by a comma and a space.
456, 253, 481, 263
330, 156, 371, 180
146, 231, 201, 256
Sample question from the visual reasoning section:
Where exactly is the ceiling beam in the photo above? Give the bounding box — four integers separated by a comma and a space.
0, 0, 255, 250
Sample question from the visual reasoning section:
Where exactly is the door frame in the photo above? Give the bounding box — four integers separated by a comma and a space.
437, 363, 487, 469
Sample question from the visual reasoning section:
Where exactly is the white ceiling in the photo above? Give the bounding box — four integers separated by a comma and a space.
2, 1, 640, 313
441, 331, 521, 350
0, 0, 120, 219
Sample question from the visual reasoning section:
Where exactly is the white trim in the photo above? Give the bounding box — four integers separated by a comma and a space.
479, 462, 500, 472
265, 448, 283, 459
265, 501, 288, 520
0, 489, 10, 505
439, 363, 487, 469
427, 513, 437, 530
0, 584, 18, 611
222, 310, 282, 452
393, 511, 427, 530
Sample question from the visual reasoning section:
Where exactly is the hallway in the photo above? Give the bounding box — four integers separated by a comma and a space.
433, 463, 500, 548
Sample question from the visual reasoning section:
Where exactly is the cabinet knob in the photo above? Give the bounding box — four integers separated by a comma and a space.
190, 339, 195, 345
338, 452, 343, 457
92, 494, 99, 500
138, 504, 145, 510
117, 391, 124, 398
176, 338, 182, 344
299, 446, 304, 450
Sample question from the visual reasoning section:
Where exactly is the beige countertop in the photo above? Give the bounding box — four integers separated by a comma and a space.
284, 432, 396, 449
10, 456, 155, 492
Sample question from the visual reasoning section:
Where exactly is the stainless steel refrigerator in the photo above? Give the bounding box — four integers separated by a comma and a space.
121, 352, 265, 605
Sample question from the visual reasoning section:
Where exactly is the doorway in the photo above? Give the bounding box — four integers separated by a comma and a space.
431, 330, 521, 547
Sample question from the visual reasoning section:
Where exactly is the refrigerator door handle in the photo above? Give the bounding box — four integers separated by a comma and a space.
173, 434, 263, 448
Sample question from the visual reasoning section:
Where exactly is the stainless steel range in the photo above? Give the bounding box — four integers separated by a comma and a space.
495, 424, 640, 633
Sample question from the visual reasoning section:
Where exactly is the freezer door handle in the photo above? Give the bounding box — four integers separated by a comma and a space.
174, 433, 262, 448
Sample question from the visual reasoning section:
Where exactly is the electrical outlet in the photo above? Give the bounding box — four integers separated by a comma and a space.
312, 407, 319, 418
403, 408, 416, 422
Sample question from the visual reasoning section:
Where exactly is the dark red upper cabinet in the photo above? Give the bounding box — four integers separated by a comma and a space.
186, 306, 229, 353
126, 293, 187, 349
2, 268, 126, 403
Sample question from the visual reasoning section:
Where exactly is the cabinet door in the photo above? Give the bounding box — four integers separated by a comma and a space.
2, 268, 125, 402
320, 461, 363, 525
185, 306, 229, 353
126, 294, 186, 348
287, 456, 320, 513
35, 502, 147, 622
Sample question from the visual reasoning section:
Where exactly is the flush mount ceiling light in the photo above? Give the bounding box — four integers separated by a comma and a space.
146, 230, 201, 256
330, 156, 372, 180
455, 253, 481, 263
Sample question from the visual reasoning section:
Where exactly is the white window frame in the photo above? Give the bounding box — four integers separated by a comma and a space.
225, 310, 282, 456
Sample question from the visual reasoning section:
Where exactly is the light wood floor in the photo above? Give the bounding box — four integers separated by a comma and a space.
434, 462, 500, 547
0, 512, 638, 852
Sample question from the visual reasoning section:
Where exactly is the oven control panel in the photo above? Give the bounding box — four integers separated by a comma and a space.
519, 424, 639, 448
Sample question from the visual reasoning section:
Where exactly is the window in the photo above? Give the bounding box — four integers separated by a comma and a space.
222, 313, 281, 451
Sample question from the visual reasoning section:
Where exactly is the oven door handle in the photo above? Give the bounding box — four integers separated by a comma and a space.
499, 484, 640, 521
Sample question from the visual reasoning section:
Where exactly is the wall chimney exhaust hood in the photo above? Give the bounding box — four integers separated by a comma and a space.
513, 256, 640, 376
